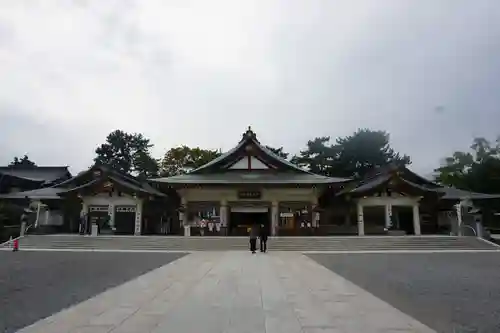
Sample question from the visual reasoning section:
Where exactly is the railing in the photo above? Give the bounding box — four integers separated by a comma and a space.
460, 225, 477, 236
0, 223, 32, 248
25, 223, 33, 234
0, 235, 20, 248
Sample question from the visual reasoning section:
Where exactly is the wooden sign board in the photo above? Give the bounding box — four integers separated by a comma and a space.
237, 190, 261, 199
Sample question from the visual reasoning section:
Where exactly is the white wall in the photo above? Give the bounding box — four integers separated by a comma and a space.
178, 188, 318, 203
83, 192, 139, 207
82, 192, 143, 234
357, 196, 420, 207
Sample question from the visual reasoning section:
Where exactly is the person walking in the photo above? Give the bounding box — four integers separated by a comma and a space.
259, 224, 269, 252
249, 224, 258, 254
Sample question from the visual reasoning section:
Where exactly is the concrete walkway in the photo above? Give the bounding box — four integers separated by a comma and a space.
18, 252, 435, 333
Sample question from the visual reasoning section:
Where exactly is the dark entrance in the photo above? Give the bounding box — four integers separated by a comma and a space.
114, 206, 136, 235
229, 211, 270, 236
396, 206, 415, 235
88, 206, 109, 234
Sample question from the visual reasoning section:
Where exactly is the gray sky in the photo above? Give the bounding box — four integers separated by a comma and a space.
1, 0, 500, 176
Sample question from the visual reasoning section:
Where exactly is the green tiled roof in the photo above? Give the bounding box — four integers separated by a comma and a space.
151, 172, 350, 185
438, 187, 500, 200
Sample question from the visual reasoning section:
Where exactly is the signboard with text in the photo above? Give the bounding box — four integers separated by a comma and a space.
237, 190, 262, 199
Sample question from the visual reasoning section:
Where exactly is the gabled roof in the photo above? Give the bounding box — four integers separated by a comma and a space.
0, 164, 166, 199
58, 164, 166, 197
337, 165, 443, 197
0, 166, 71, 184
151, 127, 351, 186
189, 126, 313, 174
336, 164, 500, 201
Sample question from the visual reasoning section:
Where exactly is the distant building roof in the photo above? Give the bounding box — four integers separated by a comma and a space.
0, 166, 71, 184
437, 187, 500, 200
0, 187, 65, 200
0, 164, 166, 200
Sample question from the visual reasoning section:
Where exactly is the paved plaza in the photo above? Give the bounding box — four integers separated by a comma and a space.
10, 251, 433, 333
0, 251, 185, 333
310, 252, 500, 333
3, 251, 500, 332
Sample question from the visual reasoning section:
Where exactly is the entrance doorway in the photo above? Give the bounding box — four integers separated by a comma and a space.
395, 206, 415, 235
88, 205, 109, 234
229, 206, 270, 236
114, 206, 136, 235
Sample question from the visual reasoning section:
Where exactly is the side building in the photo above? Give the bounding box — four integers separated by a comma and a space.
0, 166, 71, 194
0, 165, 174, 235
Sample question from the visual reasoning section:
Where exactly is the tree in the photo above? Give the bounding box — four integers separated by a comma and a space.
160, 146, 221, 177
291, 137, 337, 175
292, 129, 411, 178
9, 155, 36, 167
265, 146, 289, 160
435, 136, 500, 193
333, 129, 411, 178
94, 130, 159, 177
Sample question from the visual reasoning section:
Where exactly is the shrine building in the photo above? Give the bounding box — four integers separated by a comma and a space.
1, 127, 499, 237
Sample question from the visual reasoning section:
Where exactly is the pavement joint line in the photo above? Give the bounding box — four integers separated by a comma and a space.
2, 248, 500, 253
477, 237, 500, 248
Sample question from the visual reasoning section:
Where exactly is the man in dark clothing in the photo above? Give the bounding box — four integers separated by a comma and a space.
249, 224, 258, 253
259, 224, 269, 252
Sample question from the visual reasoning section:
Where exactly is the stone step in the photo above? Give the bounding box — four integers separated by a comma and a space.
17, 235, 498, 251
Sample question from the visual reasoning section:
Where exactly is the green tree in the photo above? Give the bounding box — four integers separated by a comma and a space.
265, 146, 289, 160
9, 155, 36, 167
94, 130, 159, 177
333, 129, 411, 178
292, 129, 411, 178
435, 136, 500, 193
160, 146, 221, 176
291, 137, 337, 175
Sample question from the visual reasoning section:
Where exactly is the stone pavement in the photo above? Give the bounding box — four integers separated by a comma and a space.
18, 252, 435, 333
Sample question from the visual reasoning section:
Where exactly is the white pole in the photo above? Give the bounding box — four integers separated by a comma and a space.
455, 202, 463, 236
35, 202, 41, 228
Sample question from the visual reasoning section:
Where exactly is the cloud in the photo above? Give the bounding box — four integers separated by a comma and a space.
1, 0, 500, 176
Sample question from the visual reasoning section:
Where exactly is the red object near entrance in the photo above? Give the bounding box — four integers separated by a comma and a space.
12, 239, 19, 252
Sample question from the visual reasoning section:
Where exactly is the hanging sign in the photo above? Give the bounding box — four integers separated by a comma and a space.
237, 190, 261, 199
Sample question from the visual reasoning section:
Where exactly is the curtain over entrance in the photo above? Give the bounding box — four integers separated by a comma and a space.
229, 206, 270, 236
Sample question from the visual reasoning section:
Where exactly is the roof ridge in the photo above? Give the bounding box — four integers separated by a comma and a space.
0, 166, 69, 169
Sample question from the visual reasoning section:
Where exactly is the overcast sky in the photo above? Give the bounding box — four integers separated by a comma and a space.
1, 0, 500, 176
